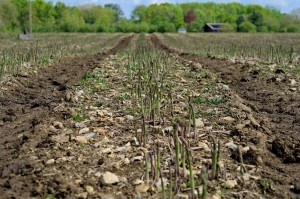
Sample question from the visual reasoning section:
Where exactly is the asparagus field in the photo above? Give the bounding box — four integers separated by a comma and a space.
0, 33, 299, 199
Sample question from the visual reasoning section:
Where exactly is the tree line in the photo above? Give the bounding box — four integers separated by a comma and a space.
0, 0, 299, 33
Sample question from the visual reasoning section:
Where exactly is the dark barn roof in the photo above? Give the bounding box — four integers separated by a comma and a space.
204, 23, 223, 32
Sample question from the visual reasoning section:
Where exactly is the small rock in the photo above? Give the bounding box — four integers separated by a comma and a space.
225, 142, 238, 151
220, 117, 235, 124
49, 125, 58, 133
235, 102, 251, 113
174, 106, 182, 113
126, 115, 134, 120
257, 156, 263, 164
222, 84, 229, 90
100, 171, 119, 185
53, 122, 64, 129
135, 183, 150, 193
86, 185, 94, 193
198, 142, 210, 152
84, 133, 96, 139
19, 71, 29, 77
76, 90, 84, 97
75, 192, 88, 199
51, 134, 69, 143
46, 159, 55, 165
97, 193, 116, 199
132, 156, 144, 162
248, 114, 260, 127
177, 194, 189, 199
290, 88, 297, 92
94, 127, 107, 134
123, 158, 130, 164
94, 172, 102, 177
290, 79, 297, 86
195, 118, 204, 127
79, 128, 90, 134
222, 179, 237, 188
133, 179, 144, 185
74, 179, 82, 184
162, 126, 173, 134
75, 122, 86, 128
102, 148, 112, 154
97, 110, 105, 117
292, 182, 300, 194
75, 136, 88, 144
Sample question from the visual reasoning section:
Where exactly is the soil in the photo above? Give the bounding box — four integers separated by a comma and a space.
0, 35, 133, 198
151, 34, 300, 198
0, 33, 299, 199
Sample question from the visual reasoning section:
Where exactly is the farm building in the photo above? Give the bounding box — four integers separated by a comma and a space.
204, 23, 224, 32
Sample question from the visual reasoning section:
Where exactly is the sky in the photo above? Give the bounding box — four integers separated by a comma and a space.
47, 0, 299, 18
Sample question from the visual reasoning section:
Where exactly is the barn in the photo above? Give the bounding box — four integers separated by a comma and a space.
204, 23, 223, 32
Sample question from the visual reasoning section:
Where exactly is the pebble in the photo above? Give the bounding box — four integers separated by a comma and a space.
46, 159, 55, 165
195, 118, 204, 127
133, 179, 144, 185
135, 183, 150, 193
76, 90, 84, 97
49, 125, 58, 133
100, 171, 119, 185
290, 79, 296, 86
222, 84, 230, 90
220, 117, 235, 124
75, 136, 88, 144
76, 192, 88, 199
198, 142, 211, 152
84, 133, 96, 139
126, 115, 134, 120
225, 142, 238, 151
53, 122, 64, 129
85, 185, 94, 193
51, 134, 69, 143
222, 179, 237, 188
94, 172, 102, 177
79, 128, 90, 134
18, 71, 28, 77
75, 122, 87, 128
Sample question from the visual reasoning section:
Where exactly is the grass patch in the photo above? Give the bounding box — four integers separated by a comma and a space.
72, 113, 88, 122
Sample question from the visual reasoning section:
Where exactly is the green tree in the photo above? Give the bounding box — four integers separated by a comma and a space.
239, 21, 257, 32
32, 0, 56, 31
59, 8, 84, 32
0, 0, 19, 31
104, 4, 123, 22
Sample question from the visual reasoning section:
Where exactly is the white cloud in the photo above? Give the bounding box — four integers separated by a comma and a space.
134, 0, 142, 5
149, 0, 174, 4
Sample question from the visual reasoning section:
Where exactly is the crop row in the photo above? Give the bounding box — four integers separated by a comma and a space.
158, 33, 300, 66
0, 33, 125, 79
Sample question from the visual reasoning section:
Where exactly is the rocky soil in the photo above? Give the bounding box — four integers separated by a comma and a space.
0, 34, 299, 199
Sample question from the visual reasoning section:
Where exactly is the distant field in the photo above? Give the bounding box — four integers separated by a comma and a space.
157, 33, 300, 66
0, 33, 125, 77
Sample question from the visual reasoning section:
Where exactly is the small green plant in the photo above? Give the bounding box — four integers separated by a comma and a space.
210, 135, 221, 179
200, 166, 208, 199
79, 143, 86, 149
45, 194, 55, 199
259, 179, 273, 193
72, 113, 88, 122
